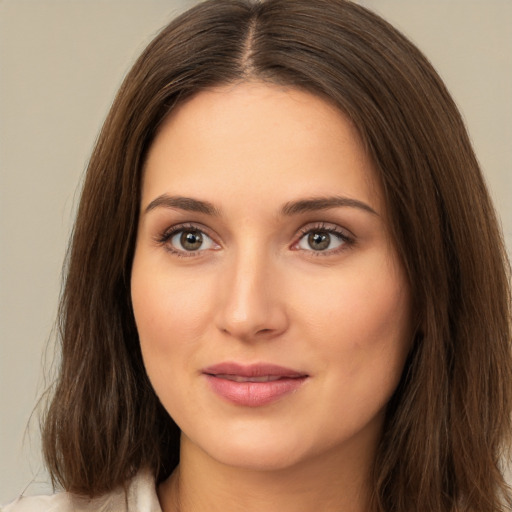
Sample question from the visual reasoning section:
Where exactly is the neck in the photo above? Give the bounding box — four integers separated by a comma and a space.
158, 435, 376, 512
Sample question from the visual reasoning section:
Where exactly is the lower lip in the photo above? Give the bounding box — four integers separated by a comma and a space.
204, 375, 307, 407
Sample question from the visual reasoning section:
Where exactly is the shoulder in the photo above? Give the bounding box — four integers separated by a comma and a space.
1, 469, 161, 512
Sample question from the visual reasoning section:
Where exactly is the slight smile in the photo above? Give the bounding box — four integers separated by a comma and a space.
202, 362, 309, 407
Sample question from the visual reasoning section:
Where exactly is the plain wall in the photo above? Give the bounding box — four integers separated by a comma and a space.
1, 0, 511, 503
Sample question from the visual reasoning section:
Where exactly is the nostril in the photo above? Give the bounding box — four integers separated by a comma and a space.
256, 328, 273, 335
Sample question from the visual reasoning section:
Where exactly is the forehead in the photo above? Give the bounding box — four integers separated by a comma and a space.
142, 82, 383, 216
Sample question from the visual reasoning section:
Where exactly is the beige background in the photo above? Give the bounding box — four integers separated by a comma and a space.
1, 0, 511, 503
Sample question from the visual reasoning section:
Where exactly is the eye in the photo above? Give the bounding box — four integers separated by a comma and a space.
160, 225, 219, 255
295, 225, 352, 253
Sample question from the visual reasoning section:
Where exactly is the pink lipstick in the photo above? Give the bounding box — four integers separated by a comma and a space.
202, 362, 308, 407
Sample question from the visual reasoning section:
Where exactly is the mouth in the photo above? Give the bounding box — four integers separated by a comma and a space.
202, 362, 309, 407
214, 374, 290, 383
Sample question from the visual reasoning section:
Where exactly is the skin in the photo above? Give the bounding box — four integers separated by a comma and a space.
131, 82, 412, 512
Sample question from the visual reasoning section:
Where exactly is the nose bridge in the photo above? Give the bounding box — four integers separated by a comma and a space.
216, 241, 287, 340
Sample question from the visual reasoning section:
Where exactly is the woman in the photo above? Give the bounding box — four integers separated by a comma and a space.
3, 0, 511, 511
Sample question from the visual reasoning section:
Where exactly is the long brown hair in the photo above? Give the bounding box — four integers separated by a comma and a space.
42, 1, 512, 510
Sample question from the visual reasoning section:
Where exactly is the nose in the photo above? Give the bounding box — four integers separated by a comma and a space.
214, 248, 289, 341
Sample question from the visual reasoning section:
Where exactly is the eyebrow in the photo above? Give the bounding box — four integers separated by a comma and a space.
281, 196, 378, 216
144, 194, 377, 217
144, 194, 220, 216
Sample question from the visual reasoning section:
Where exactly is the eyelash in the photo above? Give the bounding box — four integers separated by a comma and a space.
293, 222, 355, 256
155, 223, 218, 258
155, 222, 355, 258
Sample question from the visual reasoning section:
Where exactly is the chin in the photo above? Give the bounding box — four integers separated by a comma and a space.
211, 442, 308, 472
185, 424, 312, 472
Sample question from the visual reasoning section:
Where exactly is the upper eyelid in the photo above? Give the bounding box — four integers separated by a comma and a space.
296, 221, 354, 238
160, 222, 216, 240
157, 224, 219, 256
155, 221, 354, 250
293, 222, 355, 252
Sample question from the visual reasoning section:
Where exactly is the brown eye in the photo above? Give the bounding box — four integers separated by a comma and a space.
180, 230, 203, 251
168, 228, 217, 253
297, 229, 346, 252
307, 232, 331, 251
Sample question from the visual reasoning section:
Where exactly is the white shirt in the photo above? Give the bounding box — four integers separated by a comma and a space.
1, 470, 162, 512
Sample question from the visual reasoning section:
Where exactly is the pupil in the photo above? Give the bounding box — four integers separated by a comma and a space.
181, 230, 203, 250
308, 231, 330, 251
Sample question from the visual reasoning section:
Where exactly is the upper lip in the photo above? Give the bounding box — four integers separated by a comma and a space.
202, 362, 308, 378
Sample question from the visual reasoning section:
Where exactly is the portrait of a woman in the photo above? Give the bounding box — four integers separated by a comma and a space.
2, 1, 511, 511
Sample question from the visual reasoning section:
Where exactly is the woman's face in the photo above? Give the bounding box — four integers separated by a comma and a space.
131, 82, 412, 472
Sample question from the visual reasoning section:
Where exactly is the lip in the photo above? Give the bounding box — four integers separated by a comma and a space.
202, 362, 308, 407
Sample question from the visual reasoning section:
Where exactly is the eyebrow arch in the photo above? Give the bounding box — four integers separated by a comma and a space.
281, 196, 378, 216
144, 194, 220, 216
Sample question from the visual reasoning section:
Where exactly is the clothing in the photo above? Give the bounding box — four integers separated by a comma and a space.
1, 470, 161, 512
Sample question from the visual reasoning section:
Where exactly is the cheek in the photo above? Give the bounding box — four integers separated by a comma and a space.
300, 259, 411, 437
130, 257, 215, 390
302, 256, 408, 325
132, 263, 210, 340
294, 251, 412, 379
130, 266, 210, 425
